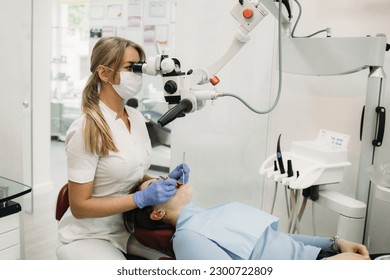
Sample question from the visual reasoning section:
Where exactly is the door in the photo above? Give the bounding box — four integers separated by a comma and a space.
0, 1, 33, 195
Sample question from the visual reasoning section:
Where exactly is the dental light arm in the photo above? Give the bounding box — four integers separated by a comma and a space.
133, 0, 290, 126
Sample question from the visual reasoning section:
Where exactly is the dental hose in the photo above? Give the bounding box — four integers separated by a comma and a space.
270, 182, 278, 214
287, 189, 298, 233
284, 186, 290, 218
290, 195, 308, 233
291, 0, 330, 38
270, 161, 279, 214
291, 185, 318, 233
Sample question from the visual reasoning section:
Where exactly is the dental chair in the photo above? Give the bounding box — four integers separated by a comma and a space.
55, 183, 175, 260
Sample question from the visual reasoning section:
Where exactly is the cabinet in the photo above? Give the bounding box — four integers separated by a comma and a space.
0, 177, 31, 259
0, 202, 22, 259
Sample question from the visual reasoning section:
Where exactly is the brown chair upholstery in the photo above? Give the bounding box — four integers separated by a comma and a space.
134, 227, 175, 257
56, 183, 69, 221
55, 183, 175, 259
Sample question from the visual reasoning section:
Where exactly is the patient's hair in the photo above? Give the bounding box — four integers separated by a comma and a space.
123, 181, 174, 232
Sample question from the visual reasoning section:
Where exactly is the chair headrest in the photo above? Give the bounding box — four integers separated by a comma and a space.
134, 227, 175, 257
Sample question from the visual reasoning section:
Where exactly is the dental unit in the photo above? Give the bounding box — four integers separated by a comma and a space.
138, 0, 388, 246
260, 130, 366, 243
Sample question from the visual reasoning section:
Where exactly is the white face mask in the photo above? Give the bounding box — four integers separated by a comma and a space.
110, 71, 142, 100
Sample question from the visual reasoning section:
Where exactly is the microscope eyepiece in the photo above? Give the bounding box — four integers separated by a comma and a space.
132, 62, 144, 73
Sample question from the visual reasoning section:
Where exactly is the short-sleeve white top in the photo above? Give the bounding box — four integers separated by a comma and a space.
57, 101, 152, 252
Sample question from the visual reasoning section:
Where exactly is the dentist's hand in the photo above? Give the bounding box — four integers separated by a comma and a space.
133, 178, 177, 209
169, 164, 190, 184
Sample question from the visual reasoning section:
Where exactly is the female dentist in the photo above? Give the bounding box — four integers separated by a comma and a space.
56, 37, 189, 260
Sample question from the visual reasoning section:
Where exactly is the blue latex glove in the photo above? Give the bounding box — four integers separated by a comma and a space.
169, 163, 190, 184
133, 178, 177, 209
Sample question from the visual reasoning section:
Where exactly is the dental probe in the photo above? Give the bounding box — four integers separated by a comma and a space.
160, 175, 182, 189
182, 152, 186, 183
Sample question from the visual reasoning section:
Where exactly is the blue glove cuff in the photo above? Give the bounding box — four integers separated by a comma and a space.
133, 191, 145, 209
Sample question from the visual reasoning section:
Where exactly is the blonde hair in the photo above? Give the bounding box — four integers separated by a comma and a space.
82, 37, 145, 156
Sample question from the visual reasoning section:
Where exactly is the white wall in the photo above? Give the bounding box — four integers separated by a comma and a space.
32, 0, 53, 197
172, 0, 275, 208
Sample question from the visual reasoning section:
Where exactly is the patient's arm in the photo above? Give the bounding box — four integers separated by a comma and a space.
289, 234, 370, 258
288, 234, 333, 250
173, 229, 232, 260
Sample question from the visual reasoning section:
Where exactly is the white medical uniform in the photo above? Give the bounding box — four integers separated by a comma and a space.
57, 101, 152, 258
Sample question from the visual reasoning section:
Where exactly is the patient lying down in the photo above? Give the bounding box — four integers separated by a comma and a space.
124, 179, 370, 260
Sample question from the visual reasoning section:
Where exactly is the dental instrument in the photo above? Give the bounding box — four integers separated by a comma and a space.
276, 134, 286, 174
160, 175, 182, 189
182, 152, 186, 183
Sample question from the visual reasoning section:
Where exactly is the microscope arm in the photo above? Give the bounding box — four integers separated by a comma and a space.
189, 0, 292, 87
190, 1, 269, 87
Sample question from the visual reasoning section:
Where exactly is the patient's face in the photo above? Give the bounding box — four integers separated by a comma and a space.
140, 179, 193, 207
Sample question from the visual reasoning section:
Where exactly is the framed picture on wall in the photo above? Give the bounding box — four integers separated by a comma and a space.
144, 25, 156, 44
107, 4, 123, 19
